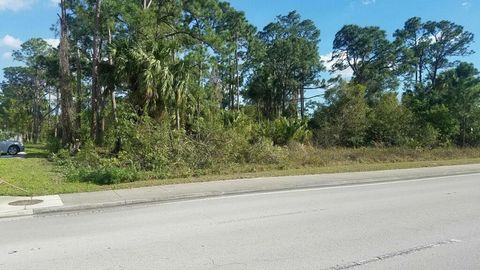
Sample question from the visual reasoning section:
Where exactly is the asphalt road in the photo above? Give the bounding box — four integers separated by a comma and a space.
1, 173, 479, 269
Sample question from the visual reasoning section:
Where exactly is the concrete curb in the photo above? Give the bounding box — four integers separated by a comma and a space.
27, 170, 480, 217
2, 164, 480, 219
0, 209, 33, 218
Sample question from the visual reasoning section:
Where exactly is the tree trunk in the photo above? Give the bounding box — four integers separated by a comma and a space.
91, 0, 103, 145
230, 84, 234, 110
234, 35, 240, 111
418, 55, 423, 87
54, 86, 60, 138
75, 46, 83, 133
59, 0, 75, 147
300, 86, 305, 119
197, 58, 202, 119
415, 63, 418, 86
228, 56, 235, 110
174, 87, 181, 130
175, 107, 181, 130
47, 88, 52, 135
107, 27, 121, 154
111, 89, 121, 154
32, 70, 41, 144
281, 80, 286, 117
143, 0, 152, 9
76, 47, 83, 131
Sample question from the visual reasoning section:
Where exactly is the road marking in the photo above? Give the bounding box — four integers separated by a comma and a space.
171, 172, 480, 203
216, 208, 325, 224
32, 172, 480, 218
323, 239, 462, 270
83, 172, 479, 213
0, 215, 33, 223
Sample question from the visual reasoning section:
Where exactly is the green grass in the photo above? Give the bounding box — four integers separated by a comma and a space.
1, 144, 480, 196
106, 157, 480, 190
0, 144, 99, 196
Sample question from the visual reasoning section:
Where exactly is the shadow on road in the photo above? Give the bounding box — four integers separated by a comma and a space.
1, 145, 50, 159
0, 152, 27, 159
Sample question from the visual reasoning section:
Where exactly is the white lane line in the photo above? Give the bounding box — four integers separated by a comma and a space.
37, 172, 480, 217
216, 208, 326, 225
323, 239, 462, 270
171, 172, 480, 203
96, 172, 480, 212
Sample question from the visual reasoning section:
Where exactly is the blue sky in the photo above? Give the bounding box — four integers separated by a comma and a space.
1, 0, 479, 82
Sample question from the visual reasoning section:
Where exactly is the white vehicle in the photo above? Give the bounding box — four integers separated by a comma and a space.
0, 140, 25, 155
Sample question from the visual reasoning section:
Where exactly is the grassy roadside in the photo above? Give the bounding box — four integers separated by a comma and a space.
1, 144, 480, 196
0, 145, 99, 196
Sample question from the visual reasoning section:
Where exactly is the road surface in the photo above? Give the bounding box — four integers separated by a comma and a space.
1, 173, 479, 269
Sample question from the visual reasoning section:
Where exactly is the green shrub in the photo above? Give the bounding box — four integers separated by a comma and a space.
46, 135, 63, 153
242, 137, 287, 164
67, 166, 138, 185
49, 149, 72, 165
259, 117, 312, 145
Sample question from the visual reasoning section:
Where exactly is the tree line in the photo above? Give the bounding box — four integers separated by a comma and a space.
1, 0, 479, 152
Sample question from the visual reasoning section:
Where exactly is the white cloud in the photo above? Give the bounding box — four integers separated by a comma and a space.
0, 35, 22, 49
44, 38, 60, 47
461, 1, 471, 8
320, 53, 334, 70
0, 0, 36, 11
320, 52, 354, 79
1, 52, 12, 60
362, 0, 376, 5
49, 0, 59, 6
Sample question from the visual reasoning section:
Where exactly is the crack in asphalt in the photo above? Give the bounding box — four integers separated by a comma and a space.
323, 239, 462, 270
216, 208, 325, 225
208, 257, 247, 269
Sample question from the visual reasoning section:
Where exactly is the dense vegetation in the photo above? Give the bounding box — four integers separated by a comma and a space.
1, 0, 479, 185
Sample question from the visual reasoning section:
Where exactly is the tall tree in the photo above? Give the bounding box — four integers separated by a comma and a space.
91, 0, 103, 145
331, 25, 399, 101
394, 17, 429, 90
246, 11, 323, 119
0, 67, 37, 140
213, 2, 256, 111
59, 0, 75, 146
437, 63, 480, 146
395, 18, 474, 92
12, 38, 55, 143
423, 20, 474, 89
